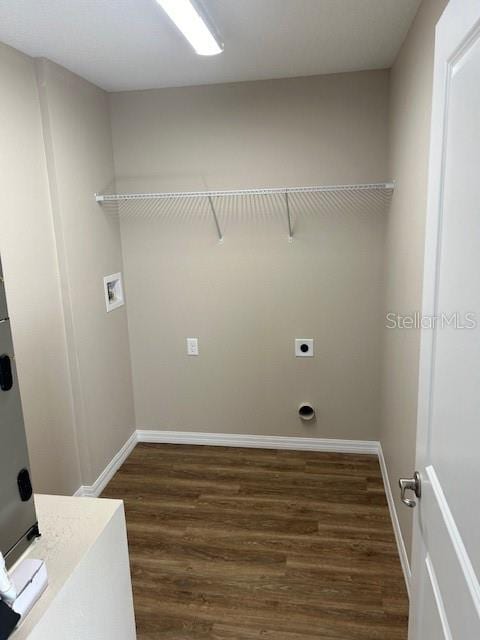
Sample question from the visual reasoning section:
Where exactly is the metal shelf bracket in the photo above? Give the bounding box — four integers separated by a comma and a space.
285, 192, 293, 242
207, 196, 224, 243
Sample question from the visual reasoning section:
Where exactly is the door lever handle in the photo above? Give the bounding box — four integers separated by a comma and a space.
399, 472, 421, 508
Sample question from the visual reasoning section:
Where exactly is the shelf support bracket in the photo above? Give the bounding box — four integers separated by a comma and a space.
285, 192, 293, 241
208, 196, 224, 243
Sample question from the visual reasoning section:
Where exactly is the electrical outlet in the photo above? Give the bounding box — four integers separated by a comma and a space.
187, 338, 199, 356
295, 338, 314, 357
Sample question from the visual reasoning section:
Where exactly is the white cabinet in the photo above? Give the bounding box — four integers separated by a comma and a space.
12, 495, 136, 640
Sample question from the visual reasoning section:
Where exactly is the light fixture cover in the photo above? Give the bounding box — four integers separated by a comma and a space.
157, 0, 223, 56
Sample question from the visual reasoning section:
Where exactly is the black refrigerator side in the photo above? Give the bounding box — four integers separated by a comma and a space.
0, 258, 39, 567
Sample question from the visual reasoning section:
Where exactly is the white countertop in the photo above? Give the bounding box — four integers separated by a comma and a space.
11, 494, 124, 639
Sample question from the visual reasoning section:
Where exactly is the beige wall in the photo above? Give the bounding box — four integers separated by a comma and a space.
0, 46, 135, 492
36, 60, 135, 485
0, 43, 81, 495
381, 0, 448, 559
110, 71, 389, 439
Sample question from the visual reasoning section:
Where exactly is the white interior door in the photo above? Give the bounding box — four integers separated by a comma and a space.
408, 1, 480, 638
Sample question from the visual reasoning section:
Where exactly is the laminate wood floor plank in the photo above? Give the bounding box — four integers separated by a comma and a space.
102, 443, 408, 639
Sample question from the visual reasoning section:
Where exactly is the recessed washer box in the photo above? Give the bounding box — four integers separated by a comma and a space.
295, 338, 314, 357
103, 272, 125, 312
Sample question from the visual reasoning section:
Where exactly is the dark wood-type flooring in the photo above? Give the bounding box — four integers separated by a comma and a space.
102, 443, 408, 640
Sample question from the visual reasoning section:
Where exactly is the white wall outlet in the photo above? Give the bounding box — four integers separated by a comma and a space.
103, 272, 124, 312
295, 338, 314, 357
187, 338, 199, 356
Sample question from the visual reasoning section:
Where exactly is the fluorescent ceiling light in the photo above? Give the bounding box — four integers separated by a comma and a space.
156, 0, 224, 56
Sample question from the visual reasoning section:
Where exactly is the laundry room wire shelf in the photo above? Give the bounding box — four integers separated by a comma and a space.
95, 182, 394, 242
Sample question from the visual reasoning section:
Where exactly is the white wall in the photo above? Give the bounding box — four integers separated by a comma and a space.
0, 42, 81, 495
381, 0, 448, 559
110, 71, 389, 439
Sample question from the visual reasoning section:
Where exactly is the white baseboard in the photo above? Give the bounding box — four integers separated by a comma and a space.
136, 429, 380, 454
378, 442, 412, 596
74, 431, 137, 498
74, 429, 379, 494
73, 428, 410, 596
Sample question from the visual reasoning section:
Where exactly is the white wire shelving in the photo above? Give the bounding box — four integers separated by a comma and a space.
94, 182, 394, 242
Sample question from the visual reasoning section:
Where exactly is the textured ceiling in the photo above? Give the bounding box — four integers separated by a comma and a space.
0, 0, 421, 91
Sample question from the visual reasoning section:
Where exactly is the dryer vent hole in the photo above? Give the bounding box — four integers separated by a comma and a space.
298, 404, 315, 421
